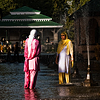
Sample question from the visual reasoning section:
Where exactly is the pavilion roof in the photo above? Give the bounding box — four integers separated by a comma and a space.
0, 6, 63, 28
0, 20, 63, 28
10, 6, 40, 12
2, 14, 52, 21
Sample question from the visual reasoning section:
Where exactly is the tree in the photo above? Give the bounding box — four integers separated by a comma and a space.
0, 0, 17, 16
68, 0, 90, 15
52, 0, 69, 23
13, 0, 53, 17
65, 0, 91, 41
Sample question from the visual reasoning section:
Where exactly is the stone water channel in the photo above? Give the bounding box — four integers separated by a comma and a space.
0, 62, 100, 100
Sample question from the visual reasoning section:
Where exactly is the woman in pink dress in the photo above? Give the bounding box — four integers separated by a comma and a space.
24, 29, 41, 89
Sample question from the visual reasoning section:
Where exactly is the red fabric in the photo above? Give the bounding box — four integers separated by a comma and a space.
24, 38, 41, 72
24, 38, 41, 89
24, 58, 29, 72
24, 70, 38, 89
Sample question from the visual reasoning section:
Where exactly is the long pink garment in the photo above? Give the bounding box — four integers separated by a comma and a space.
24, 70, 38, 89
24, 38, 41, 71
24, 38, 41, 89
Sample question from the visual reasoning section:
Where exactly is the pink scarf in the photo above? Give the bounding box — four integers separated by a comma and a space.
24, 29, 37, 72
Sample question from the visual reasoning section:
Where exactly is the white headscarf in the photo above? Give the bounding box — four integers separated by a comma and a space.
28, 29, 37, 57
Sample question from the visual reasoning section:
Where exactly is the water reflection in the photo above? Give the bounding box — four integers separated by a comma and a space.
24, 89, 39, 100
57, 86, 70, 97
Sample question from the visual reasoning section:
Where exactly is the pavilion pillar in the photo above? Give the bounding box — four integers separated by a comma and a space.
18, 29, 21, 47
51, 28, 62, 44
54, 32, 58, 43
6, 29, 8, 42
18, 29, 20, 41
38, 29, 43, 44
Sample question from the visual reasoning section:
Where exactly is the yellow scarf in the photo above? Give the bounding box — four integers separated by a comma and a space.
57, 39, 70, 55
57, 32, 71, 55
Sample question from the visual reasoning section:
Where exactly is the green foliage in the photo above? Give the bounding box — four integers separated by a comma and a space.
52, 0, 69, 23
65, 16, 74, 40
0, 0, 17, 16
68, 0, 90, 15
13, 0, 53, 17
66, 0, 91, 41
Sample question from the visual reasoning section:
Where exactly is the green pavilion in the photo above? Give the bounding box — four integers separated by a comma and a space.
0, 6, 63, 52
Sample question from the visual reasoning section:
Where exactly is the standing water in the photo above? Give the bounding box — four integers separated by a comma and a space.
0, 63, 100, 100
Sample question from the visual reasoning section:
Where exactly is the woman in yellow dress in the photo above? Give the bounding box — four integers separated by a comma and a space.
55, 32, 74, 84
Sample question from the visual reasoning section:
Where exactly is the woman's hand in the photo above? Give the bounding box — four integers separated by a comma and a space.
71, 60, 74, 68
55, 56, 58, 64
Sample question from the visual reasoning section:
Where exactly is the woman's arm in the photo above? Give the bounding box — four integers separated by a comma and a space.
55, 53, 59, 64
28, 39, 39, 60
69, 41, 74, 67
24, 39, 28, 58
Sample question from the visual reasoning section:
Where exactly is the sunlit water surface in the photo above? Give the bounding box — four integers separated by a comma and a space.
0, 63, 100, 100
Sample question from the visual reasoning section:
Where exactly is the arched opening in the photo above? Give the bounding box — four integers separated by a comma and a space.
88, 18, 99, 45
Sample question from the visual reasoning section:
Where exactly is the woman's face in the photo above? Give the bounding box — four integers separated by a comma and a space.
61, 34, 66, 40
